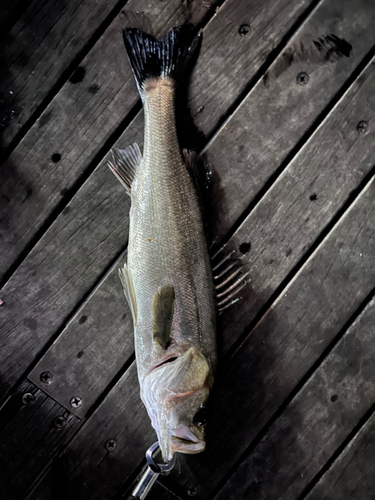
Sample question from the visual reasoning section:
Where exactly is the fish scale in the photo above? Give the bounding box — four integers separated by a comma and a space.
130, 80, 216, 378
109, 26, 217, 461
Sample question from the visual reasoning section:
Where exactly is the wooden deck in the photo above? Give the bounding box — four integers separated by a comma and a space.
0, 0, 374, 499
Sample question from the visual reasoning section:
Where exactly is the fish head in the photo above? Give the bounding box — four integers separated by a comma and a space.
141, 346, 212, 461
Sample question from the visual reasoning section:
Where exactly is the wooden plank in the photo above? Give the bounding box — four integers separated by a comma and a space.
161, 177, 375, 499
26, 5, 375, 416
205, 0, 375, 237
0, 0, 29, 36
213, 298, 375, 500
0, 0, 132, 152
0, 0, 313, 281
25, 458, 179, 500
0, 0, 216, 399
305, 415, 375, 500
29, 251, 132, 416
30, 173, 374, 499
0, 379, 81, 500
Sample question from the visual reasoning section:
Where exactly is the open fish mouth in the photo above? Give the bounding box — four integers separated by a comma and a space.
171, 435, 205, 454
170, 425, 206, 454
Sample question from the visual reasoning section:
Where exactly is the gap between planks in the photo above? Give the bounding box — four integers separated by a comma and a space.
2, 3, 375, 494
209, 282, 375, 500
0, 0, 131, 161
0, 0, 317, 290
2, 0, 374, 408
27, 172, 375, 500
296, 404, 375, 500
24, 150, 375, 500
206, 40, 375, 251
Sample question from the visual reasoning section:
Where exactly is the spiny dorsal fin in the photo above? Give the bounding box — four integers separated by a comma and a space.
211, 248, 250, 314
119, 264, 137, 326
152, 285, 175, 349
183, 149, 210, 198
108, 143, 142, 194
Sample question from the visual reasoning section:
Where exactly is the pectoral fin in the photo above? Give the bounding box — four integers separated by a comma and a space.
119, 265, 137, 326
152, 286, 175, 349
108, 143, 142, 194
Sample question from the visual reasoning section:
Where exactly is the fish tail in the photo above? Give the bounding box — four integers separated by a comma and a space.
123, 25, 201, 95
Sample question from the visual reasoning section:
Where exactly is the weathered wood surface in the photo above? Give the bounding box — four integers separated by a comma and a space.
28, 172, 374, 499
0, 0, 313, 282
0, 0, 29, 36
26, 15, 375, 417
0, 379, 81, 500
205, 0, 375, 237
162, 177, 375, 499
1, 0, 375, 498
213, 297, 375, 500
306, 414, 375, 500
0, 0, 321, 401
26, 463, 181, 500
0, 0, 127, 152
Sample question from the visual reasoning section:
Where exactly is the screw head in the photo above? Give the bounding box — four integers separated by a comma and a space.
40, 371, 53, 384
53, 416, 67, 429
105, 439, 117, 452
186, 485, 199, 497
22, 393, 35, 405
70, 396, 83, 408
357, 121, 369, 135
238, 24, 251, 37
296, 72, 309, 86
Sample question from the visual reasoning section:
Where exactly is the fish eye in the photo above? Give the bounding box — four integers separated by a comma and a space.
193, 405, 207, 426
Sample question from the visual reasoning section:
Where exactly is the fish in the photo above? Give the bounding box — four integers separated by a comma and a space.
108, 25, 217, 461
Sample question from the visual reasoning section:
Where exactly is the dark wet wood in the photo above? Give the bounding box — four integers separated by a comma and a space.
25, 176, 374, 499
5, 0, 373, 413
306, 413, 375, 500
205, 0, 375, 237
0, 380, 81, 500
1, 0, 374, 498
0, 0, 126, 152
163, 178, 374, 499
213, 297, 375, 500
0, 0, 311, 282
0, 0, 29, 36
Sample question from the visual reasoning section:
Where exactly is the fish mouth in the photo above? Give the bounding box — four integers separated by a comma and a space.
170, 425, 205, 454
171, 436, 205, 454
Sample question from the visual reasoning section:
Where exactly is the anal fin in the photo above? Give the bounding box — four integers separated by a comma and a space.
152, 286, 175, 349
119, 264, 137, 326
108, 143, 142, 194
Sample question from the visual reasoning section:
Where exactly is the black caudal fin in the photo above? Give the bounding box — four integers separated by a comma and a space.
123, 25, 201, 93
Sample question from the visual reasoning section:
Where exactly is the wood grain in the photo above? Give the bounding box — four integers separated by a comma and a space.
33, 174, 374, 499
0, 0, 312, 281
161, 176, 375, 499
205, 0, 375, 238
0, 0, 315, 399
213, 298, 375, 500
26, 11, 375, 416
0, 379, 81, 500
305, 414, 375, 500
0, 0, 126, 151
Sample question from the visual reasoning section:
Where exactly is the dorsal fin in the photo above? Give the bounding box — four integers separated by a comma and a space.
119, 264, 137, 325
152, 285, 175, 349
108, 143, 142, 194
183, 149, 209, 197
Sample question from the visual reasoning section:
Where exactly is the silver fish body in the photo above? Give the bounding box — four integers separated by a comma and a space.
110, 27, 217, 461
